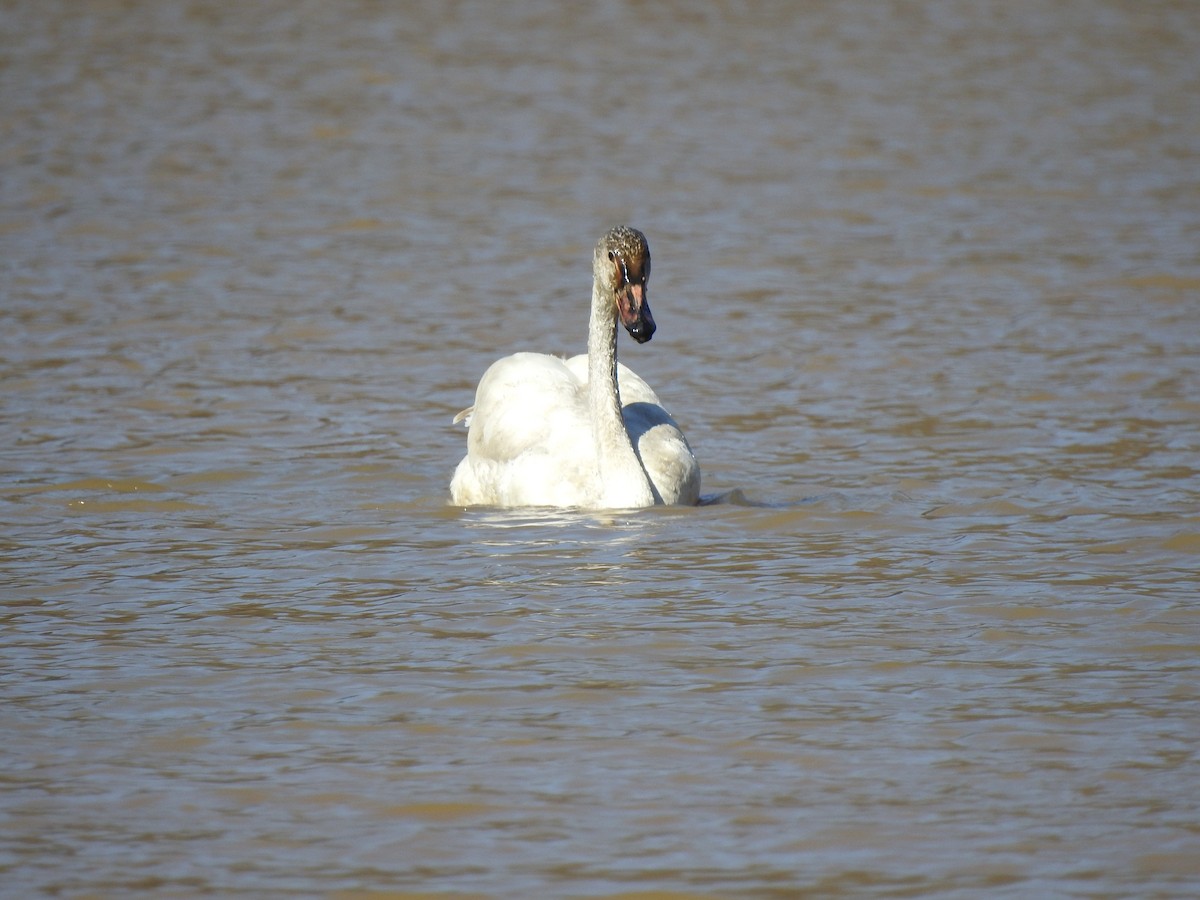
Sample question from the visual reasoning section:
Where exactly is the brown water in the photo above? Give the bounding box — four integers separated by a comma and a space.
3, 2, 1199, 897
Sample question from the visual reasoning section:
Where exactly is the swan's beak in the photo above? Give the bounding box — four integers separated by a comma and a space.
618, 283, 656, 344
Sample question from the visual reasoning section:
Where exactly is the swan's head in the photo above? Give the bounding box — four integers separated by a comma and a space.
595, 226, 656, 344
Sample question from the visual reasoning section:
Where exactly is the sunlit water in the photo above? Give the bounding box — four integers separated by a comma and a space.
3, 2, 1199, 897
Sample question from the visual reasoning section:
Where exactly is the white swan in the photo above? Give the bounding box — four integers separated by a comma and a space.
450, 226, 700, 509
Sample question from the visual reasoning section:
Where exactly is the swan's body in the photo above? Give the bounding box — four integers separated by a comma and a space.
450, 226, 700, 509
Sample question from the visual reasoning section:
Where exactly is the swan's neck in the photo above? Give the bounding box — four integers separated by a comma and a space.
587, 279, 656, 508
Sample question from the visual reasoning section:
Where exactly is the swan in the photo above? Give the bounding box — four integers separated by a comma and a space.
449, 226, 700, 509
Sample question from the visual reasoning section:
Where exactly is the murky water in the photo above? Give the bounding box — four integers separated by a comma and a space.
3, 1, 1199, 897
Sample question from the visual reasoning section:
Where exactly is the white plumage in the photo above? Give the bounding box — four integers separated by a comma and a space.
450, 226, 700, 509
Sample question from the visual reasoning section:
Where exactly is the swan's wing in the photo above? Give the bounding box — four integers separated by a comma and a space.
466, 352, 587, 462
561, 354, 588, 385
451, 352, 601, 506
623, 401, 701, 506
615, 362, 664, 406
562, 354, 664, 407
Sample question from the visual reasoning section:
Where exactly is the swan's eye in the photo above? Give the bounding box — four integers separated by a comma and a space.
607, 250, 615, 261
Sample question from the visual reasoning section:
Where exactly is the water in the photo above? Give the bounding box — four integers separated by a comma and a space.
3, 1, 1199, 897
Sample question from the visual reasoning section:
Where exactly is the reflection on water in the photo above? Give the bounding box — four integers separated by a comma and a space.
3, 1, 1199, 897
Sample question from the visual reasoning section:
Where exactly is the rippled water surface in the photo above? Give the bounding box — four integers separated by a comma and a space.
3, 1, 1199, 897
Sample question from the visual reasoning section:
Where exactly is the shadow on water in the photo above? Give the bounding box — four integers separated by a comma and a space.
700, 487, 824, 508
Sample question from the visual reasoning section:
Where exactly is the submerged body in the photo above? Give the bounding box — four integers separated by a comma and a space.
450, 227, 700, 509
